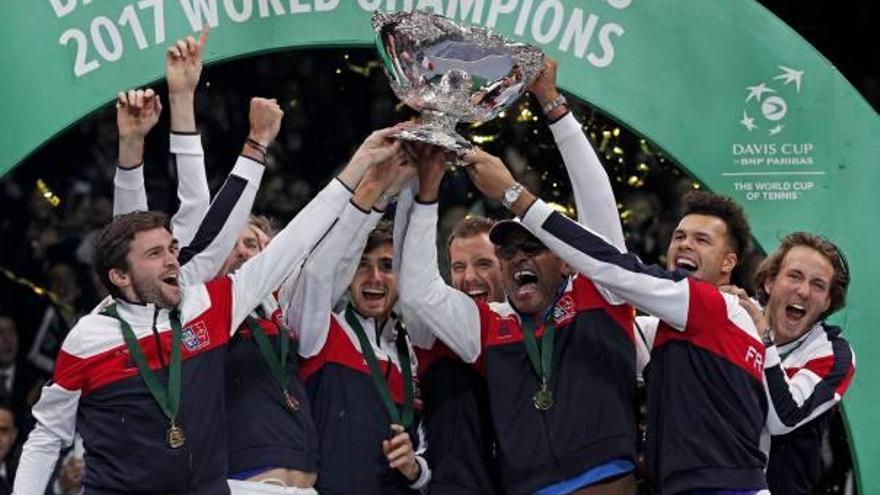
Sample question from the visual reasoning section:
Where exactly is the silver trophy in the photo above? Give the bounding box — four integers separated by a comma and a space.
373, 10, 545, 152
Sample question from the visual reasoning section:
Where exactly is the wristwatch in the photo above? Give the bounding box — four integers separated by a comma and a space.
542, 93, 568, 115
761, 328, 775, 346
501, 182, 525, 209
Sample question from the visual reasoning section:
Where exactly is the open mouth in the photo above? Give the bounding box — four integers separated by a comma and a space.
513, 269, 538, 296
162, 273, 180, 288
464, 287, 489, 303
785, 303, 807, 321
362, 287, 386, 302
674, 257, 698, 273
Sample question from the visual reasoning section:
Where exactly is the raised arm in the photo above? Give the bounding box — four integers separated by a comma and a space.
177, 97, 284, 286
530, 59, 626, 251
166, 29, 211, 246
464, 148, 702, 330
398, 146, 482, 362
289, 144, 412, 357
113, 88, 161, 215
237, 127, 404, 332
275, 125, 413, 319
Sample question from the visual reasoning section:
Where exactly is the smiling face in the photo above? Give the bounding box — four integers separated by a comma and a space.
111, 228, 181, 309
498, 231, 565, 317
666, 214, 737, 286
219, 224, 270, 276
449, 233, 504, 304
349, 242, 398, 320
763, 246, 834, 345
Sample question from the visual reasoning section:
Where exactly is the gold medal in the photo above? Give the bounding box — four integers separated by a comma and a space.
166, 422, 186, 449
283, 390, 301, 414
533, 386, 554, 411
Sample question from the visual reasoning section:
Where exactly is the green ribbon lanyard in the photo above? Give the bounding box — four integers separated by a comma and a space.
344, 305, 414, 428
103, 304, 183, 430
244, 309, 301, 413
521, 315, 556, 410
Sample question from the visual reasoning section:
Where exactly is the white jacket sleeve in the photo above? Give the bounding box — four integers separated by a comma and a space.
551, 112, 627, 306
521, 199, 691, 330
169, 133, 210, 247
177, 155, 264, 287
230, 179, 352, 332
287, 199, 376, 358
550, 112, 625, 251
275, 178, 356, 316
112, 164, 148, 216
12, 384, 80, 495
398, 201, 482, 363
391, 182, 437, 350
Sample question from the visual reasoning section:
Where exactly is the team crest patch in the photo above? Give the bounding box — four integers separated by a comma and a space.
182, 321, 210, 351
552, 295, 575, 326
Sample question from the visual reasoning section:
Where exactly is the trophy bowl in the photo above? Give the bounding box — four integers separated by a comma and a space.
373, 10, 545, 152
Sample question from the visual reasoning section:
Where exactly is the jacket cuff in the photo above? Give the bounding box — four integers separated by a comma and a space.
114, 164, 144, 190
169, 133, 204, 156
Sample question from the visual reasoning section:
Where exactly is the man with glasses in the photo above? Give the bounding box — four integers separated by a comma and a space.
398, 59, 638, 495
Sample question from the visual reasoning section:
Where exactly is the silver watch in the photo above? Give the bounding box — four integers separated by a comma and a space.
501, 182, 525, 209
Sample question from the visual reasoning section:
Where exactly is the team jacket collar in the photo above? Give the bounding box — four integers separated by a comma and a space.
777, 321, 823, 355
111, 297, 172, 328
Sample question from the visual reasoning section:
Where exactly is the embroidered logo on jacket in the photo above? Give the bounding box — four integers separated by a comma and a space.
182, 321, 210, 351
551, 294, 576, 326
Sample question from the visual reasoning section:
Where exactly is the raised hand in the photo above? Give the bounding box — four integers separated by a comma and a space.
166, 27, 208, 96
719, 285, 770, 338
117, 88, 162, 168
528, 58, 567, 120
248, 97, 284, 146
460, 147, 516, 202
117, 88, 162, 140
406, 142, 448, 203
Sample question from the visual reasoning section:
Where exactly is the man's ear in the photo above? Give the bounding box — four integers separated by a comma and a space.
721, 252, 738, 275
560, 261, 575, 278
109, 268, 131, 291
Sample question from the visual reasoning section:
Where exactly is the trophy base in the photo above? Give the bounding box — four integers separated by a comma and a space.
393, 127, 473, 155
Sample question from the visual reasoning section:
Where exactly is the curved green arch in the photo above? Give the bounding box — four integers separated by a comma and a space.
2, 0, 877, 489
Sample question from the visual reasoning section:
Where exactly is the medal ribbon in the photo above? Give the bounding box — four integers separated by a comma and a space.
244, 313, 291, 393
344, 305, 414, 428
103, 304, 182, 426
521, 317, 556, 388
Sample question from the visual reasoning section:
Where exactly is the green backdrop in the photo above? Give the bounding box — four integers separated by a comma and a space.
2, 0, 878, 490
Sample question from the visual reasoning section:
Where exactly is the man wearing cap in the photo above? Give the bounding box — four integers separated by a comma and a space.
398, 59, 638, 495
463, 147, 773, 495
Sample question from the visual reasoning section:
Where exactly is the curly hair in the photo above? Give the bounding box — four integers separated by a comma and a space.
681, 191, 752, 259
754, 232, 850, 320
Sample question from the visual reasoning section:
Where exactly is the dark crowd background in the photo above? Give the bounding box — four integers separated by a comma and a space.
0, 1, 875, 492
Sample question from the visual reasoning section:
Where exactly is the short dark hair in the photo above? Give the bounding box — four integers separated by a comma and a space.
445, 216, 495, 255
681, 191, 751, 259
755, 232, 850, 320
93, 211, 170, 298
364, 219, 394, 255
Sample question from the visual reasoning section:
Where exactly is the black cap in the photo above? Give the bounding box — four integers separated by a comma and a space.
489, 218, 534, 245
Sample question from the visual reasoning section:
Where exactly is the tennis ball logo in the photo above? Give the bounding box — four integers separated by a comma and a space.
761, 96, 787, 121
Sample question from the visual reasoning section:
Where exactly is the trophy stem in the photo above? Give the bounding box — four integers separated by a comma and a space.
395, 110, 472, 153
